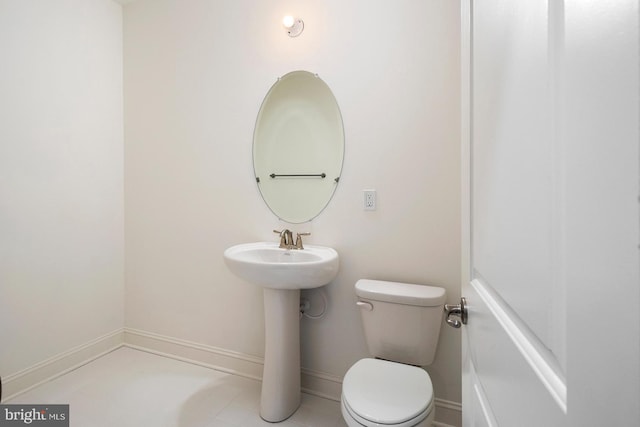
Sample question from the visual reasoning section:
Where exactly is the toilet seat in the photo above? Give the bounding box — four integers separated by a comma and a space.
342, 394, 433, 427
342, 358, 434, 427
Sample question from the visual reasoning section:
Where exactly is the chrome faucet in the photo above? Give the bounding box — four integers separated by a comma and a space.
273, 229, 294, 249
273, 229, 310, 249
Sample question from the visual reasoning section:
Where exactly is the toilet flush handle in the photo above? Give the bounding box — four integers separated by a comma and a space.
356, 301, 374, 311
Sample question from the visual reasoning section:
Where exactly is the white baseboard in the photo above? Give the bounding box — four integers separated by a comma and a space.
1, 329, 124, 402
300, 366, 343, 401
433, 398, 462, 427
122, 327, 343, 401
123, 327, 264, 381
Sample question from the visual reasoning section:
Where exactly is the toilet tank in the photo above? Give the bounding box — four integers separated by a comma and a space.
356, 279, 446, 366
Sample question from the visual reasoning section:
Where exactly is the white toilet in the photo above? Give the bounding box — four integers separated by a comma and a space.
341, 279, 446, 427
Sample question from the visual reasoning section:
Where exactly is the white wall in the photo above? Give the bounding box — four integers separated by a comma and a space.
123, 0, 460, 407
0, 0, 124, 376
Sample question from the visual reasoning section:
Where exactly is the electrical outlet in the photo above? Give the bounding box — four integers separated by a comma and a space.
363, 190, 376, 211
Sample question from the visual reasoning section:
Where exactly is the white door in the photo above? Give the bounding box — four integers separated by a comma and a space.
460, 1, 639, 426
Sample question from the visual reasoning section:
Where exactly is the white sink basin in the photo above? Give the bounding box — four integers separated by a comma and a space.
223, 242, 339, 289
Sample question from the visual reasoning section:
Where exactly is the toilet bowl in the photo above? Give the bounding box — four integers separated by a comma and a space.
340, 280, 445, 427
341, 359, 434, 427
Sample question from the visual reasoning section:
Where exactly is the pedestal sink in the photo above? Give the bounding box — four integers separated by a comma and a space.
223, 242, 339, 422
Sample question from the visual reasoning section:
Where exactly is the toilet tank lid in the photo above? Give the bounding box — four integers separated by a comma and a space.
356, 280, 446, 307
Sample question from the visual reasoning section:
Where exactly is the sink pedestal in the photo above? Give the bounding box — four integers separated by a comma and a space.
223, 242, 339, 422
261, 288, 301, 422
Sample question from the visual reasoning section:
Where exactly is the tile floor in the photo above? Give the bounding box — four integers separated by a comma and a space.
7, 347, 348, 427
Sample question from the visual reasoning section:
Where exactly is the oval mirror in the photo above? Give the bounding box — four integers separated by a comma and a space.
253, 71, 344, 224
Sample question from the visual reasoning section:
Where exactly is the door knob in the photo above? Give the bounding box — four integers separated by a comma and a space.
444, 297, 468, 328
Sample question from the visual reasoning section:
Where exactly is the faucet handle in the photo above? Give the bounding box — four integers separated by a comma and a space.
273, 229, 284, 247
295, 232, 311, 249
